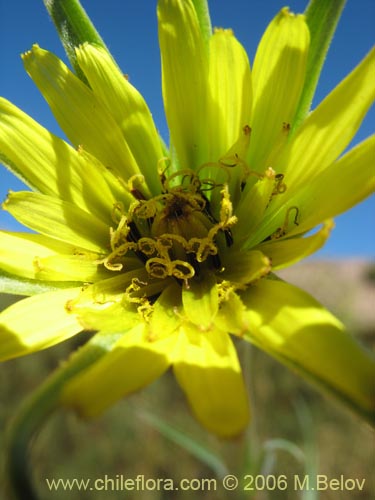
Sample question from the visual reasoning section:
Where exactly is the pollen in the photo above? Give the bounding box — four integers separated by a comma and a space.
100, 166, 237, 284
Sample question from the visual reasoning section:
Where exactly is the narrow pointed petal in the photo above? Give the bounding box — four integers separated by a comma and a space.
214, 290, 250, 336
149, 283, 183, 339
65, 269, 167, 328
67, 268, 150, 311
289, 136, 375, 235
256, 220, 334, 269
234, 168, 277, 246
182, 272, 218, 329
76, 147, 135, 210
241, 280, 375, 422
3, 191, 109, 252
0, 231, 125, 284
158, 0, 208, 169
248, 8, 310, 171
173, 324, 250, 437
76, 44, 163, 195
34, 254, 111, 282
23, 45, 142, 184
0, 98, 123, 221
70, 302, 140, 334
217, 124, 252, 206
279, 47, 375, 190
207, 28, 252, 160
0, 269, 79, 296
0, 288, 82, 361
220, 250, 271, 284
61, 324, 175, 417
258, 136, 375, 243
0, 231, 76, 280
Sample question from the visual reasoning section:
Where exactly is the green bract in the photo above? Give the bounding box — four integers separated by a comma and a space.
0, 0, 374, 437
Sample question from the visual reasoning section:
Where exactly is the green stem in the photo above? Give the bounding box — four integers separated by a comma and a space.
6, 383, 60, 500
292, 0, 346, 133
241, 342, 259, 476
43, 0, 108, 80
5, 335, 117, 499
139, 410, 228, 479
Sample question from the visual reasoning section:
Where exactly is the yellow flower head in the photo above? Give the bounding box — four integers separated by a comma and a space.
0, 0, 374, 436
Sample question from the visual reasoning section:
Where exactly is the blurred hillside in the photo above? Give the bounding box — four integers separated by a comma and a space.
0, 259, 374, 500
278, 259, 375, 338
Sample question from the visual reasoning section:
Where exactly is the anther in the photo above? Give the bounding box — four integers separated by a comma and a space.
271, 206, 300, 239
171, 261, 195, 280
272, 173, 287, 195
127, 174, 146, 200
224, 228, 234, 247
157, 157, 171, 188
146, 258, 170, 279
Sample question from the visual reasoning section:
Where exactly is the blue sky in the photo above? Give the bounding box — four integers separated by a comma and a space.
0, 0, 374, 258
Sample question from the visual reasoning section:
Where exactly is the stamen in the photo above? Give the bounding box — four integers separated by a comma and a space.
146, 258, 170, 279
157, 156, 171, 186
188, 237, 218, 262
124, 278, 153, 319
127, 174, 147, 200
199, 179, 221, 192
138, 237, 157, 256
131, 197, 160, 219
163, 169, 197, 192
99, 162, 240, 287
171, 260, 195, 280
97, 241, 138, 271
224, 228, 234, 247
271, 206, 300, 239
158, 234, 188, 252
219, 186, 237, 226
272, 173, 287, 195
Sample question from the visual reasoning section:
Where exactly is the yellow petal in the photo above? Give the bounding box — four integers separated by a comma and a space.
0, 98, 122, 221
149, 282, 183, 340
257, 135, 375, 243
279, 47, 375, 191
233, 167, 277, 246
241, 279, 375, 422
61, 324, 174, 417
0, 231, 119, 283
3, 191, 109, 253
158, 0, 208, 169
214, 290, 250, 336
182, 272, 218, 329
173, 324, 250, 437
220, 249, 271, 284
67, 268, 150, 310
0, 287, 82, 361
248, 8, 310, 172
70, 302, 140, 333
34, 254, 111, 282
0, 231, 76, 280
217, 124, 252, 206
207, 28, 252, 160
66, 271, 148, 333
256, 220, 334, 269
289, 136, 375, 235
23, 45, 143, 185
76, 44, 163, 196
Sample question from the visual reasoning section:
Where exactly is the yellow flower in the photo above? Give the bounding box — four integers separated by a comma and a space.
0, 1, 374, 437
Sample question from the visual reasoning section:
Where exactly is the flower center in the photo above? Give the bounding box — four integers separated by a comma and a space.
101, 169, 237, 285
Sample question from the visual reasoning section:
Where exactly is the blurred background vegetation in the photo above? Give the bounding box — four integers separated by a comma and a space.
0, 259, 374, 500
